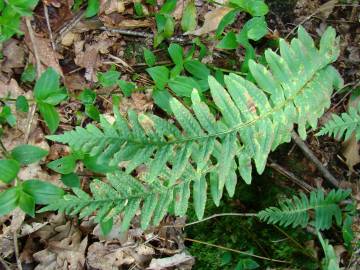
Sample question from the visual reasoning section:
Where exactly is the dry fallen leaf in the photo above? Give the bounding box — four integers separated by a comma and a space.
119, 92, 154, 114
147, 252, 194, 270
1, 39, 25, 72
99, 0, 125, 15
185, 7, 233, 36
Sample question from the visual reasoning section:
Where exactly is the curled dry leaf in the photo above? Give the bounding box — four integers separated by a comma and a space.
86, 242, 135, 270
147, 252, 195, 270
1, 39, 25, 72
185, 7, 233, 36
33, 222, 87, 270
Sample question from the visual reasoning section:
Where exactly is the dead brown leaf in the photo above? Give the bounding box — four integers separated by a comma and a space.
99, 0, 126, 15
185, 7, 233, 36
119, 91, 154, 114
147, 252, 194, 270
1, 39, 25, 73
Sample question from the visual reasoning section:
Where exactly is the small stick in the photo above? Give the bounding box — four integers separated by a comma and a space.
100, 27, 188, 43
56, 9, 85, 44
184, 237, 290, 264
43, 3, 56, 50
291, 131, 339, 187
0, 257, 11, 270
268, 160, 315, 192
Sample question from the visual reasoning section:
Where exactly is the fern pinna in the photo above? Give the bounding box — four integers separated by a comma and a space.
257, 189, 351, 230
44, 27, 343, 231
318, 102, 360, 141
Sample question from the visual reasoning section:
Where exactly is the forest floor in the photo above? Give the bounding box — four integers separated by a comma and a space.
0, 0, 359, 269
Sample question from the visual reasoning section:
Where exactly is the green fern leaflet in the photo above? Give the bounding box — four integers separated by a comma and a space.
318, 103, 360, 141
45, 27, 343, 230
257, 189, 351, 230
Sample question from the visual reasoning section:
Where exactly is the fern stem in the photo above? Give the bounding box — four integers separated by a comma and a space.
184, 237, 291, 264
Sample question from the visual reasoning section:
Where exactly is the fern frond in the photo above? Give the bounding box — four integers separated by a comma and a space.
318, 103, 360, 141
257, 189, 351, 230
46, 27, 343, 228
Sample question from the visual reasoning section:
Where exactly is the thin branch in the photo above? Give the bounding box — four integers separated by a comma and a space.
13, 231, 22, 270
184, 213, 257, 227
291, 131, 340, 187
268, 159, 315, 192
0, 257, 11, 270
184, 237, 290, 264
43, 3, 56, 50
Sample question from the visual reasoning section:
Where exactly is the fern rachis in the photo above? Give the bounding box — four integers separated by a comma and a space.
44, 26, 344, 231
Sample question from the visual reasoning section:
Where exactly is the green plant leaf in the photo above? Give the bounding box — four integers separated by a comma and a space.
16, 95, 29, 113
22, 179, 65, 204
98, 69, 120, 87
118, 80, 136, 97
100, 218, 113, 235
18, 191, 35, 217
181, 0, 197, 32
21, 64, 36, 82
0, 106, 16, 126
160, 0, 176, 14
163, 15, 175, 38
85, 104, 100, 122
184, 60, 210, 80
47, 155, 77, 174
143, 48, 156, 67
34, 67, 60, 101
78, 89, 96, 105
152, 89, 172, 113
216, 9, 239, 38
85, 0, 99, 17
230, 0, 268, 16
0, 187, 20, 216
61, 173, 80, 188
42, 92, 68, 106
0, 159, 20, 183
37, 102, 59, 134
11, 144, 48, 165
168, 43, 183, 66
217, 31, 238, 49
168, 76, 202, 97
238, 16, 268, 41
146, 66, 169, 89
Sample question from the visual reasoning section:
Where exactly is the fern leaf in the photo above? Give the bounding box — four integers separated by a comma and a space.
45, 27, 343, 228
318, 103, 360, 141
258, 189, 351, 230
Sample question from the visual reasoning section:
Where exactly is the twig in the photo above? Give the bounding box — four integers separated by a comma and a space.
184, 237, 290, 264
291, 131, 339, 187
268, 160, 315, 192
25, 17, 42, 144
13, 231, 22, 270
184, 213, 256, 227
56, 9, 85, 44
100, 27, 188, 43
0, 257, 11, 270
43, 3, 55, 50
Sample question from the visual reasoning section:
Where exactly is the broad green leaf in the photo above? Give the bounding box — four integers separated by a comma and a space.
217, 31, 238, 49
47, 155, 77, 174
168, 76, 202, 97
118, 80, 136, 97
18, 191, 35, 217
22, 179, 65, 204
11, 144, 48, 165
85, 104, 100, 122
21, 64, 36, 82
216, 9, 239, 38
97, 69, 120, 87
168, 43, 183, 66
42, 92, 68, 105
85, 0, 99, 17
61, 173, 80, 188
134, 2, 143, 16
153, 89, 172, 113
146, 66, 169, 89
143, 48, 156, 67
34, 68, 60, 101
0, 106, 16, 126
184, 60, 210, 80
0, 187, 20, 216
37, 102, 59, 134
181, 1, 197, 32
0, 159, 20, 183
163, 15, 175, 37
230, 0, 268, 16
160, 0, 176, 14
78, 88, 96, 105
16, 96, 29, 112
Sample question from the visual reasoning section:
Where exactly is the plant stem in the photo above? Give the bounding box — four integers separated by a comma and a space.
185, 237, 290, 264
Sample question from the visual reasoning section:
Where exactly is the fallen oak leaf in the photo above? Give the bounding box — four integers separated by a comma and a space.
185, 7, 233, 36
